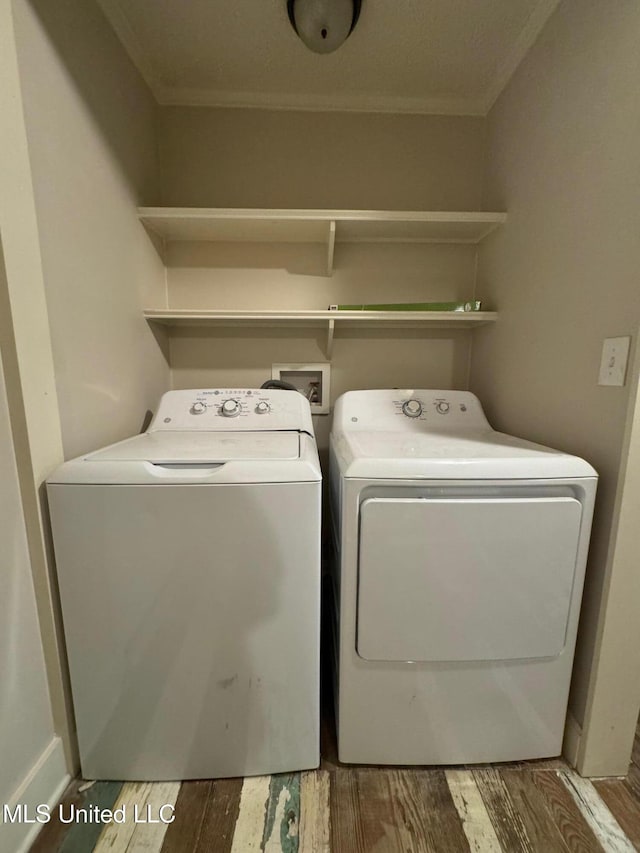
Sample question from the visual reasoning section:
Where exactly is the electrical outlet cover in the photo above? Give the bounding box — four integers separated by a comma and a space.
598, 336, 631, 387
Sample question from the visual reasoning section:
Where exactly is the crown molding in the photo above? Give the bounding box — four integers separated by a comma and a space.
154, 85, 485, 116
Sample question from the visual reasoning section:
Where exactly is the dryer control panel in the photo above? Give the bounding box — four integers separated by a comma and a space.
149, 389, 314, 434
332, 389, 490, 432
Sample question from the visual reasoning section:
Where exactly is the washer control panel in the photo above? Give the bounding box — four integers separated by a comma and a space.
150, 389, 313, 433
334, 389, 490, 432
402, 399, 423, 418
221, 398, 241, 417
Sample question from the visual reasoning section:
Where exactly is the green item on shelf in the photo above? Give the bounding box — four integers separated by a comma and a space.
328, 300, 482, 312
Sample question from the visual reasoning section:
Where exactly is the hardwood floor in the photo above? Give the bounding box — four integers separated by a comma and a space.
29, 720, 640, 852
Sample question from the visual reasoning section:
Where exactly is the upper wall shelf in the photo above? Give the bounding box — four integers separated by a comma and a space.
144, 308, 497, 358
138, 207, 506, 275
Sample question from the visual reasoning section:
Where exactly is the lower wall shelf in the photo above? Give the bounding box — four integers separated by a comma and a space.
143, 309, 497, 359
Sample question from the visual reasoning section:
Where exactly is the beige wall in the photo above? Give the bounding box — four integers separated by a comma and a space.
168, 241, 478, 449
166, 242, 477, 310
158, 108, 485, 210
159, 108, 487, 449
13, 0, 169, 461
470, 0, 640, 772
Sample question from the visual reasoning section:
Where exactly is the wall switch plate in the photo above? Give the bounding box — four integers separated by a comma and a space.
598, 336, 631, 387
271, 363, 331, 414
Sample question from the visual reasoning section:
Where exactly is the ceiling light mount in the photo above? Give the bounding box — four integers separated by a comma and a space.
287, 0, 362, 54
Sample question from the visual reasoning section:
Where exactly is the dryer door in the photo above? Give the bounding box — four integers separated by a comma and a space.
357, 496, 582, 662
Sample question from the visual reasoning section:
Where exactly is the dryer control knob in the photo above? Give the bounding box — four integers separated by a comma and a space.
255, 401, 270, 414
436, 401, 450, 414
402, 399, 422, 418
221, 399, 241, 417
190, 401, 206, 415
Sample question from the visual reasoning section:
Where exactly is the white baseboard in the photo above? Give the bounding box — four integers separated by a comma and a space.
1, 736, 70, 853
563, 710, 583, 769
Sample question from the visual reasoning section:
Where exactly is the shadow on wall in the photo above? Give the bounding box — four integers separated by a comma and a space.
25, 0, 159, 204
169, 325, 472, 384
166, 241, 330, 278
157, 106, 486, 210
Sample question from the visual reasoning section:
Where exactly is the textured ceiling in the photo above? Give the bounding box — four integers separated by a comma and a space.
98, 0, 560, 115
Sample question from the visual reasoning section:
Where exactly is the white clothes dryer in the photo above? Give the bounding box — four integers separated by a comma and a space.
48, 389, 321, 780
329, 389, 597, 765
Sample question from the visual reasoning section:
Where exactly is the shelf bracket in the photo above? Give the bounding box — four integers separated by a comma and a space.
326, 318, 335, 360
326, 220, 336, 276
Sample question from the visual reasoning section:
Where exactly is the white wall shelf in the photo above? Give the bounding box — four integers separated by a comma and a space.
144, 309, 497, 359
138, 207, 506, 276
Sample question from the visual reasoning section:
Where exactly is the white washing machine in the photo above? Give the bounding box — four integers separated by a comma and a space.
47, 388, 321, 780
330, 389, 597, 765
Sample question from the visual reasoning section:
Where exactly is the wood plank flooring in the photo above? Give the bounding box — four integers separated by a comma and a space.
31, 723, 640, 853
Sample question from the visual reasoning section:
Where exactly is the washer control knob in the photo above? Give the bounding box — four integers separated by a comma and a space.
221, 399, 241, 417
436, 401, 450, 414
190, 401, 206, 415
402, 399, 422, 418
255, 401, 270, 414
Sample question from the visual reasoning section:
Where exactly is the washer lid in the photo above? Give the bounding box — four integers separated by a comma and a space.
48, 431, 322, 485
333, 428, 597, 479
87, 431, 300, 464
